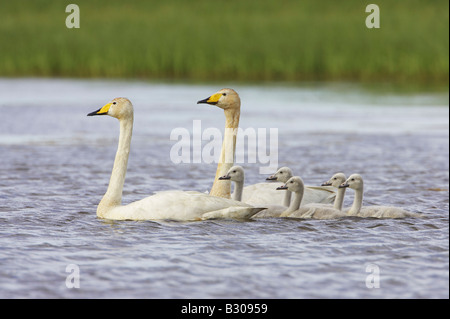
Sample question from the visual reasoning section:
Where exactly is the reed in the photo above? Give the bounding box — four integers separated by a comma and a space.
0, 0, 448, 84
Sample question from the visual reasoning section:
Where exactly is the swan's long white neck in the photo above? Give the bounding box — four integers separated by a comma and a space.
348, 185, 363, 216
283, 191, 292, 207
209, 108, 240, 198
232, 180, 244, 202
281, 187, 303, 216
334, 187, 346, 211
97, 116, 133, 217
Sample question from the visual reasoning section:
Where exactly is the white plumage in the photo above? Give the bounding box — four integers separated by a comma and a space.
87, 96, 264, 221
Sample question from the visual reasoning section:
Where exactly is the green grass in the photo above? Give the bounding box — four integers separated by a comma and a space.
0, 0, 448, 85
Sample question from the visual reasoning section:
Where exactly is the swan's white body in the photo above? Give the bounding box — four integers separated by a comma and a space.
359, 206, 418, 219
279, 177, 347, 219
251, 204, 287, 218
104, 190, 262, 221
88, 96, 264, 221
241, 183, 286, 206
243, 167, 336, 207
340, 174, 420, 219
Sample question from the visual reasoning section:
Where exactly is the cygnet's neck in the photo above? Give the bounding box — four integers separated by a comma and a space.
348, 185, 363, 216
231, 179, 244, 202
97, 116, 133, 217
209, 108, 240, 198
280, 187, 303, 217
283, 190, 292, 207
334, 187, 346, 211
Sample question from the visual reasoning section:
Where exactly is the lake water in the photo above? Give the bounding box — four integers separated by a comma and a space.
0, 78, 448, 299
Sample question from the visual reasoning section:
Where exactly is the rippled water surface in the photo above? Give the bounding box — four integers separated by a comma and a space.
0, 78, 448, 298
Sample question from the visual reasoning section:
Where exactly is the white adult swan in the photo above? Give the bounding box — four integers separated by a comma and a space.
339, 174, 420, 218
279, 176, 347, 219
87, 97, 265, 221
197, 88, 241, 199
242, 166, 336, 207
320, 172, 347, 211
197, 90, 335, 206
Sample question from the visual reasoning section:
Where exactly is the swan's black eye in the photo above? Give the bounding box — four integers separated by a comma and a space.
222, 93, 227, 96
232, 170, 236, 173
351, 178, 355, 181
333, 177, 336, 180
113, 102, 117, 105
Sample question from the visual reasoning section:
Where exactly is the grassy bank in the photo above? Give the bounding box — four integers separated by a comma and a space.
0, 0, 448, 85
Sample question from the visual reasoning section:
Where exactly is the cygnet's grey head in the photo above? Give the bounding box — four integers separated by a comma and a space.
219, 165, 245, 183
266, 166, 293, 183
276, 176, 304, 193
322, 172, 347, 188
339, 173, 363, 191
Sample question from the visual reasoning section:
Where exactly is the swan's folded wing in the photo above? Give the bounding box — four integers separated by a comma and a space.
251, 205, 286, 218
285, 206, 315, 219
201, 206, 266, 220
285, 204, 346, 219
